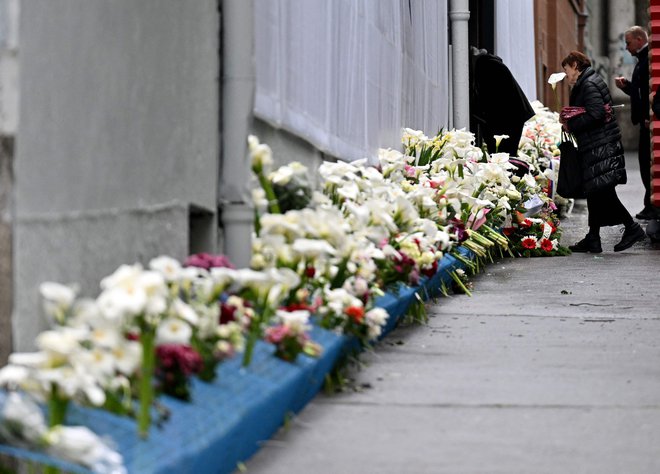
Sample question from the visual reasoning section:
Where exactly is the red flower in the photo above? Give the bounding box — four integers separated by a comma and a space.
521, 237, 537, 250
219, 301, 237, 324
305, 266, 316, 278
502, 227, 516, 236
282, 302, 311, 312
540, 238, 554, 252
345, 306, 365, 323
519, 219, 533, 229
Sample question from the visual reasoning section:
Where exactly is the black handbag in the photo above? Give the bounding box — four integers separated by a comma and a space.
556, 132, 585, 199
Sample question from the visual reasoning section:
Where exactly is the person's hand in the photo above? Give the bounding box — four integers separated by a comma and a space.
614, 76, 628, 90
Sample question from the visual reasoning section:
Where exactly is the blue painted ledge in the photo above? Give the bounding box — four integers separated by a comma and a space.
0, 249, 472, 474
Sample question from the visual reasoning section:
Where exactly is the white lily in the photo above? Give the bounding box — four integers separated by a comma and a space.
547, 72, 566, 89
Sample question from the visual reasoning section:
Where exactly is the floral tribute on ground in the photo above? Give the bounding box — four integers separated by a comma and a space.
0, 102, 570, 473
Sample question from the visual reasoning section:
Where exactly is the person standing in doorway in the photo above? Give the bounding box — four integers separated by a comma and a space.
615, 26, 654, 220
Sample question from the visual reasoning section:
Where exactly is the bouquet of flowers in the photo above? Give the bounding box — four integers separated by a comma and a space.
263, 310, 322, 362
503, 210, 571, 257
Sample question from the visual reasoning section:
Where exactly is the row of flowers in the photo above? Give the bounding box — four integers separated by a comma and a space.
0, 101, 568, 473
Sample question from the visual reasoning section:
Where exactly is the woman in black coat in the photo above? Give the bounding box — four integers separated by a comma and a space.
560, 51, 645, 252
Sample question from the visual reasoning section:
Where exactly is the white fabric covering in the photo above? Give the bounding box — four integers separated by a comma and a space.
494, 0, 537, 102
254, 0, 449, 162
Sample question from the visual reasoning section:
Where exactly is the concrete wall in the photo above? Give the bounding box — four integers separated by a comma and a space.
14, 0, 220, 350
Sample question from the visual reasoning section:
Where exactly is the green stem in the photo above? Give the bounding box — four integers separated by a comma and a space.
242, 328, 259, 368
47, 385, 69, 428
242, 303, 274, 368
258, 173, 281, 214
138, 329, 156, 439
46, 385, 68, 474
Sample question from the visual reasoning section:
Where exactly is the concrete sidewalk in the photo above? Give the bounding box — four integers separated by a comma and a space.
243, 154, 660, 474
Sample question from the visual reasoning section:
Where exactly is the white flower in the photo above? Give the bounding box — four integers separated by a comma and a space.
0, 364, 31, 387
171, 299, 199, 326
96, 287, 147, 321
248, 135, 273, 173
292, 238, 336, 258
522, 173, 537, 188
547, 72, 566, 89
7, 352, 49, 368
1, 392, 47, 443
493, 135, 509, 148
156, 318, 192, 345
100, 264, 143, 291
88, 321, 122, 349
149, 256, 182, 282
76, 348, 116, 379
36, 329, 81, 359
365, 307, 389, 339
275, 309, 311, 333
46, 425, 126, 474
39, 281, 76, 311
111, 340, 142, 376
252, 188, 268, 213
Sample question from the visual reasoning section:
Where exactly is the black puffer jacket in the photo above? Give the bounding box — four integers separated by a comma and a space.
567, 67, 626, 193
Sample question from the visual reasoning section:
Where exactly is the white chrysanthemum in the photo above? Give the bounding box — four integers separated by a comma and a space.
156, 318, 192, 345
111, 340, 142, 376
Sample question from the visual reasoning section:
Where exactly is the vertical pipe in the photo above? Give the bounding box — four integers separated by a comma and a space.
449, 0, 470, 130
220, 0, 255, 268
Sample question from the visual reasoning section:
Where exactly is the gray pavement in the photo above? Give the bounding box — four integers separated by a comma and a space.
243, 153, 660, 474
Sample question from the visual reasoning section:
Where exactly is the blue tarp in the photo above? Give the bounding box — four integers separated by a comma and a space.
0, 251, 471, 474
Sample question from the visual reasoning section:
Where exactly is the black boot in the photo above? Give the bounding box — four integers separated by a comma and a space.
569, 234, 602, 253
613, 222, 645, 252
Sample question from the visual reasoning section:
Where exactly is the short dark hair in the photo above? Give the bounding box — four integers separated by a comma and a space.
561, 51, 591, 71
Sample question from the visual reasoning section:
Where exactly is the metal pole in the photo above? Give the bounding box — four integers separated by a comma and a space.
449, 0, 470, 130
220, 0, 255, 268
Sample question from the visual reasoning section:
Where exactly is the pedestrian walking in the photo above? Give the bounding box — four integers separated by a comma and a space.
614, 26, 654, 220
560, 51, 645, 253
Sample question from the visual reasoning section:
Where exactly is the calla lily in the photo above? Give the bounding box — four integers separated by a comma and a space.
547, 72, 566, 90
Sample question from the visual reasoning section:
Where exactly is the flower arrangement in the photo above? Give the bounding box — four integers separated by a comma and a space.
263, 310, 322, 362
0, 112, 574, 470
504, 211, 570, 257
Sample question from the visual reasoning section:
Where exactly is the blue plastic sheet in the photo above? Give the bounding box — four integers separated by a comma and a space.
0, 250, 473, 473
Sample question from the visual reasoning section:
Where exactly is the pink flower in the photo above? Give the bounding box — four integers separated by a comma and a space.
184, 253, 235, 270
264, 325, 292, 344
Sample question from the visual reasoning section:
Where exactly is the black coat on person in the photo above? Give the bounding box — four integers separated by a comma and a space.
566, 67, 626, 195
621, 44, 649, 126
470, 49, 535, 156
